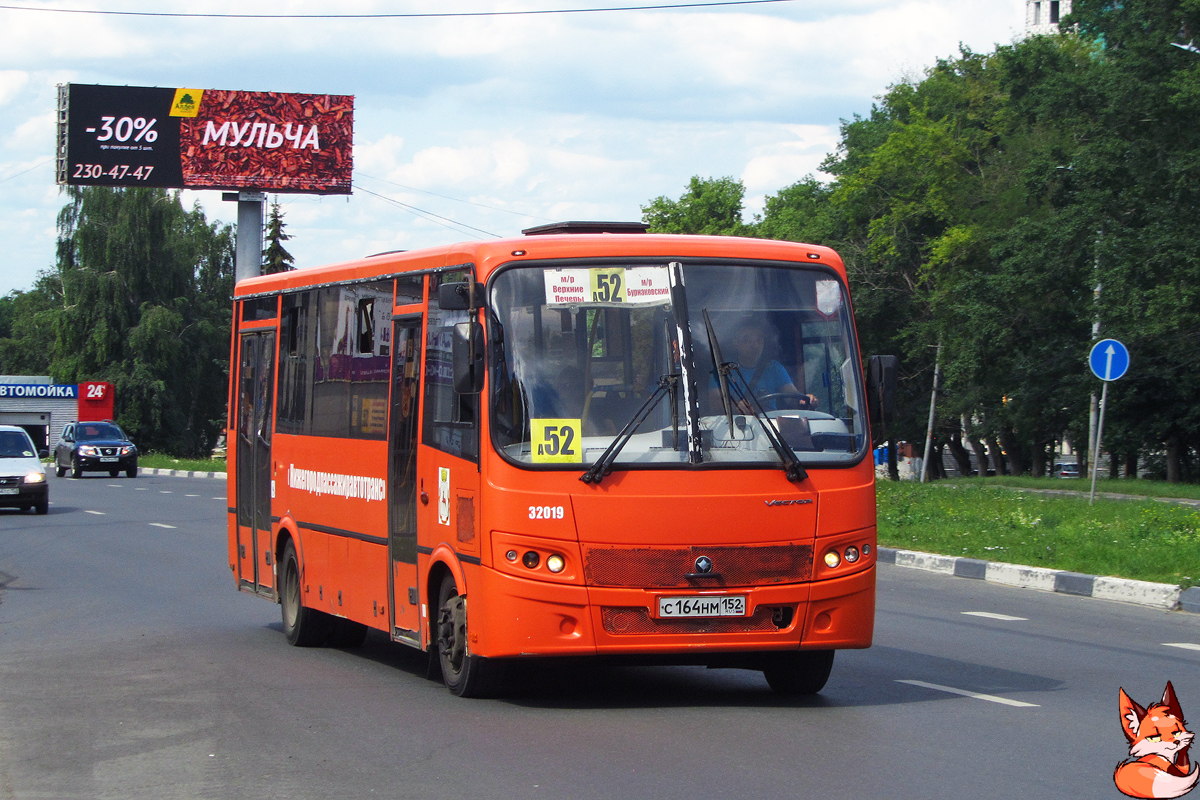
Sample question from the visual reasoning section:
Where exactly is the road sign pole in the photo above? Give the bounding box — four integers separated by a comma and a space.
1089, 380, 1109, 505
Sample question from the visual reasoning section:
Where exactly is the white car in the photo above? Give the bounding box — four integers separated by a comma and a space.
0, 425, 48, 515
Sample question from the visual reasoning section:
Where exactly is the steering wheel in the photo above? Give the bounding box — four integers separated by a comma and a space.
755, 392, 813, 410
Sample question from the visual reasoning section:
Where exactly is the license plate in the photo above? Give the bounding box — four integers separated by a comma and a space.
657, 595, 747, 618
100, 457, 119, 462
0, 488, 16, 495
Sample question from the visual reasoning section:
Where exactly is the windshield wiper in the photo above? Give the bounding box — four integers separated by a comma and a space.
580, 373, 678, 485
725, 364, 809, 483
703, 309, 736, 436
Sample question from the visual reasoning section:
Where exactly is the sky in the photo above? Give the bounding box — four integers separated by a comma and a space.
0, 0, 1029, 296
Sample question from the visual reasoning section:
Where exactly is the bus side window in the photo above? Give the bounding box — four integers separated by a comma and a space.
277, 291, 313, 435
423, 271, 479, 461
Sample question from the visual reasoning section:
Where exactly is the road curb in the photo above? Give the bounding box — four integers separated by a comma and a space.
141, 467, 227, 480
878, 547, 1191, 612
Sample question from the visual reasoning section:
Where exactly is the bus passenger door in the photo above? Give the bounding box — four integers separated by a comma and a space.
388, 317, 423, 644
236, 331, 276, 596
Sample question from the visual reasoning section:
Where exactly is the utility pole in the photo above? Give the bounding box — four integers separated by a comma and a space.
1085, 232, 1101, 476
920, 340, 942, 484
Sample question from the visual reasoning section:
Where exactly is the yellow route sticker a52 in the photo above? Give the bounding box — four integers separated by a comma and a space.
589, 268, 626, 303
530, 419, 583, 463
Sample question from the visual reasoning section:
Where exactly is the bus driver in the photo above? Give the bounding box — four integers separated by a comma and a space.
716, 320, 818, 413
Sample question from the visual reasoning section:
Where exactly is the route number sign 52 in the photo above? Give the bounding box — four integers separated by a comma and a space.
531, 419, 583, 463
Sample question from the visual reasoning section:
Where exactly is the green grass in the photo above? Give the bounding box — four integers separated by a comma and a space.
941, 474, 1200, 502
877, 480, 1200, 588
139, 454, 227, 473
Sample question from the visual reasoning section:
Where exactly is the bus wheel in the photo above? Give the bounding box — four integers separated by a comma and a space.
435, 574, 497, 697
280, 541, 333, 647
762, 650, 835, 695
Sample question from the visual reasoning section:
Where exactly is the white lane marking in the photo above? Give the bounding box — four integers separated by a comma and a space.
149, 523, 176, 529
106, 484, 120, 487
896, 679, 1040, 707
135, 488, 148, 491
185, 494, 199, 497
84, 510, 105, 515
160, 491, 173, 494
962, 611, 1028, 621
1164, 643, 1200, 652
213, 497, 225, 501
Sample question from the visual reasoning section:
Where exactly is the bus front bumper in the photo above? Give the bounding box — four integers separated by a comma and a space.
470, 565, 875, 659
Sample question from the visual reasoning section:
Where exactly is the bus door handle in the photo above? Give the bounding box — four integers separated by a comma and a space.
420, 479, 429, 505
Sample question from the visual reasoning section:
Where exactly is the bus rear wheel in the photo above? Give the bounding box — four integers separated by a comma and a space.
762, 650, 835, 695
280, 541, 333, 647
435, 574, 498, 697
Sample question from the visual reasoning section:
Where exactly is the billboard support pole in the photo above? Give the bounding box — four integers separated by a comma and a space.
231, 191, 266, 284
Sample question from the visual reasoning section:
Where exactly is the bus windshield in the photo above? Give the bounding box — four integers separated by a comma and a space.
489, 261, 866, 470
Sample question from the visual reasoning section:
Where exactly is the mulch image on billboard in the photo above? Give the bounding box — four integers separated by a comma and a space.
179, 91, 353, 193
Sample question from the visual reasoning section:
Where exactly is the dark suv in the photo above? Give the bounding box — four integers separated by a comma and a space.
55, 421, 138, 478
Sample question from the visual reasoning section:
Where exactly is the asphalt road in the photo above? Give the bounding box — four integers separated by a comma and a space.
1, 472, 1198, 799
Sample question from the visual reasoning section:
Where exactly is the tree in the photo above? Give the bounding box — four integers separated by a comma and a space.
642, 176, 750, 235
1060, 0, 1200, 482
0, 275, 57, 375
262, 200, 295, 274
643, 19, 1200, 481
52, 186, 234, 457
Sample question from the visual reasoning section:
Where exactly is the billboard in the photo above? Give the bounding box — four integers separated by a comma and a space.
56, 84, 353, 194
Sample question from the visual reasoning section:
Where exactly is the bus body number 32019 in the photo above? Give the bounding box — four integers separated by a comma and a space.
528, 505, 565, 520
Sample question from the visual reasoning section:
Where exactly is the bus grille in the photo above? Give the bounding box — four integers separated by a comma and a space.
583, 544, 813, 588
601, 606, 782, 635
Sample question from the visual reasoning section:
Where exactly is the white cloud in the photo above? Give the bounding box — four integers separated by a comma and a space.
741, 123, 841, 195
7, 112, 55, 153
0, 0, 1028, 294
355, 134, 406, 175
0, 71, 29, 107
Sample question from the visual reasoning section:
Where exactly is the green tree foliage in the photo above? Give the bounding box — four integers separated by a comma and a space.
262, 200, 295, 275
0, 275, 57, 375
642, 176, 750, 235
645, 5, 1200, 481
1062, 0, 1200, 483
49, 186, 234, 457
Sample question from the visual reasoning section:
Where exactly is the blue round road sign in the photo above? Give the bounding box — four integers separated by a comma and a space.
1089, 338, 1130, 381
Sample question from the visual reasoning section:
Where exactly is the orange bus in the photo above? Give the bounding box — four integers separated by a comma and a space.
227, 221, 893, 697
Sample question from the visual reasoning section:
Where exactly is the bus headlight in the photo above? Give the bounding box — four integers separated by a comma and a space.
546, 554, 565, 574
824, 550, 841, 568
844, 546, 860, 563
522, 551, 540, 569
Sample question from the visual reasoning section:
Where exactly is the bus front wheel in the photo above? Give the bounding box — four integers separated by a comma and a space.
280, 541, 333, 647
762, 650, 835, 695
435, 574, 498, 698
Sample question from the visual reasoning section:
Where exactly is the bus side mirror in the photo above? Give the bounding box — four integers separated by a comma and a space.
452, 321, 485, 394
867, 355, 899, 435
438, 281, 484, 311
